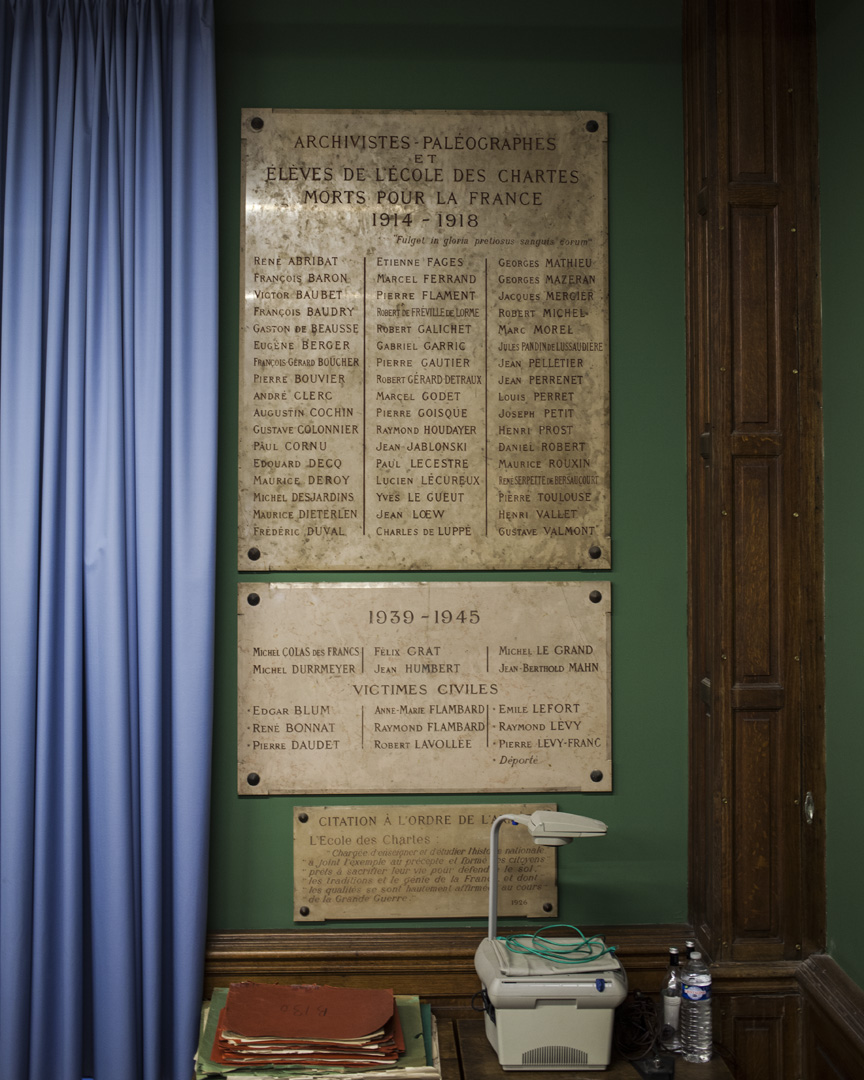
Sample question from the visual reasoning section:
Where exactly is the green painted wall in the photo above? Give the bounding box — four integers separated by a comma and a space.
208, 1, 687, 932
818, 0, 864, 991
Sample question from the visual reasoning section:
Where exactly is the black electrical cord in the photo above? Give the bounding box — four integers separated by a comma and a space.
614, 991, 663, 1061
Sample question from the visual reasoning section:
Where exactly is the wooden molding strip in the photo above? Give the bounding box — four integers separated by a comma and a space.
205, 925, 806, 1001
204, 925, 688, 998
798, 953, 864, 1062
206, 924, 690, 963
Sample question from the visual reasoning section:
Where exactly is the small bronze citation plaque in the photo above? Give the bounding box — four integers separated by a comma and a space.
240, 109, 609, 571
238, 581, 611, 795
293, 803, 557, 922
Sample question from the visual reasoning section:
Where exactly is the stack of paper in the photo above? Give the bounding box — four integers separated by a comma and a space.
195, 982, 441, 1079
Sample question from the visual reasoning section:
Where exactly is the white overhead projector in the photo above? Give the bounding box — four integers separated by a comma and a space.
474, 811, 627, 1070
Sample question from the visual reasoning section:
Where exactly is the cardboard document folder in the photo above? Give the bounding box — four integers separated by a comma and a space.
211, 982, 404, 1067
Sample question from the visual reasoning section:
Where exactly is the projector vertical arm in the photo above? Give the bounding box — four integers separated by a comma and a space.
488, 814, 525, 940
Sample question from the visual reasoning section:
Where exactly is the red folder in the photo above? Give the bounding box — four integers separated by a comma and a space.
225, 982, 398, 1041
209, 982, 406, 1067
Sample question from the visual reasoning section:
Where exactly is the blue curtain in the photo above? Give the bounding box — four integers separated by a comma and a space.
0, 2, 218, 1079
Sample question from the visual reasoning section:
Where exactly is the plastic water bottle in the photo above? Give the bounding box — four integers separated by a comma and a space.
680, 950, 712, 1062
659, 946, 682, 1051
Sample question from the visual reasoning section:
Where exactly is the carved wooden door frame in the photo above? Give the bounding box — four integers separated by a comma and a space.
683, 0, 825, 963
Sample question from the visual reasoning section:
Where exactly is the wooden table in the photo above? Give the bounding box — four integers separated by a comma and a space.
435, 1019, 736, 1080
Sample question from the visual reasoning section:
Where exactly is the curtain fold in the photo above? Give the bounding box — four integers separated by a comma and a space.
0, 3, 218, 1078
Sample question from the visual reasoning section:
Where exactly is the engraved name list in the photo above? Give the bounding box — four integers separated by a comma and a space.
238, 581, 611, 796
240, 109, 610, 572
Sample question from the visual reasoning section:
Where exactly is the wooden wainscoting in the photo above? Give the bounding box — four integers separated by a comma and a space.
205, 926, 833, 1075
204, 925, 690, 1008
799, 955, 864, 1079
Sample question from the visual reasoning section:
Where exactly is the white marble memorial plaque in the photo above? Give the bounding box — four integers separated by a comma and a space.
293, 803, 557, 922
238, 581, 611, 795
240, 109, 609, 571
